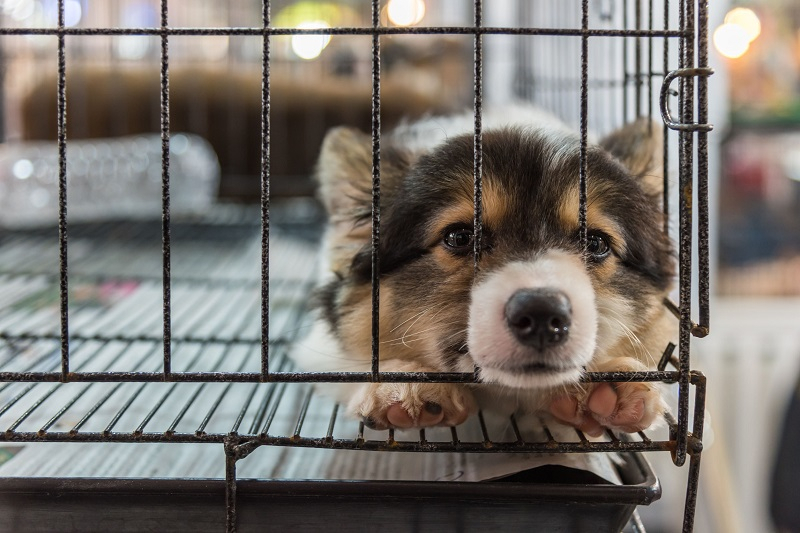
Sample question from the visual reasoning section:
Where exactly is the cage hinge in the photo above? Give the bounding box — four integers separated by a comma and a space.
659, 68, 715, 132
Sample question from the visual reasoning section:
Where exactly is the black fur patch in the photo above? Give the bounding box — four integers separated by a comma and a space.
314, 279, 343, 335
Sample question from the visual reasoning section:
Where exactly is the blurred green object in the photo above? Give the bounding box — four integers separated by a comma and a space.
0, 447, 22, 468
273, 2, 359, 27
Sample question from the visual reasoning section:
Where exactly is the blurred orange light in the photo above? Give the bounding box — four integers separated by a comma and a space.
714, 23, 750, 59
724, 7, 761, 43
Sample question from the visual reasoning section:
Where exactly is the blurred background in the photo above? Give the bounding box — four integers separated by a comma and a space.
0, 1, 798, 532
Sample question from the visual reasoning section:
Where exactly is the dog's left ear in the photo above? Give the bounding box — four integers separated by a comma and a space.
599, 118, 663, 196
315, 126, 374, 219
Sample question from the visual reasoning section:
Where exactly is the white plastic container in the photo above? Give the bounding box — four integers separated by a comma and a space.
0, 133, 220, 228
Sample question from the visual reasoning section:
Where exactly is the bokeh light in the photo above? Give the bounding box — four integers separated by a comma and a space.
386, 0, 425, 27
714, 22, 750, 59
714, 7, 761, 59
724, 7, 761, 43
291, 21, 332, 60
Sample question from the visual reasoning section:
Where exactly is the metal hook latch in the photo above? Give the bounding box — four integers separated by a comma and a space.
659, 67, 715, 132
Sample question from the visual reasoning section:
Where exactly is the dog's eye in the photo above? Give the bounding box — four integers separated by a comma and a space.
586, 233, 611, 259
443, 227, 474, 251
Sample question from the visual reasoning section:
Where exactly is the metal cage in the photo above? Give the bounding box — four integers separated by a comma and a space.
0, 1, 712, 531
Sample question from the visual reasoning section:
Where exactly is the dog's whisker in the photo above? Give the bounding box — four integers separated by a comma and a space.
389, 307, 435, 333
380, 321, 463, 346
608, 315, 656, 367
440, 329, 469, 345
597, 304, 658, 366
384, 305, 451, 347
400, 306, 443, 347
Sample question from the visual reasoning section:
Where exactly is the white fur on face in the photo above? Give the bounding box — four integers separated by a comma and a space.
467, 250, 598, 388
595, 294, 638, 358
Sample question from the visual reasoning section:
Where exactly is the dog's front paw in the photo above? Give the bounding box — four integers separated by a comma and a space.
349, 381, 476, 430
548, 359, 666, 436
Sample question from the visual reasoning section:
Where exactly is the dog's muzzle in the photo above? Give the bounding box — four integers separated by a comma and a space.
504, 288, 571, 350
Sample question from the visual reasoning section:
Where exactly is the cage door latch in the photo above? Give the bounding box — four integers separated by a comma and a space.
659, 68, 715, 132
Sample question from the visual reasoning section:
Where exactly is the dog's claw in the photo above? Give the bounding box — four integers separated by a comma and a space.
362, 416, 382, 430
425, 401, 443, 415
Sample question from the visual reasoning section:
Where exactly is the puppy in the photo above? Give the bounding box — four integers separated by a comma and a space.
294, 107, 674, 436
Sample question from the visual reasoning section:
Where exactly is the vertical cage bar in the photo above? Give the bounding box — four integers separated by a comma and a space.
512, 1, 525, 101
370, 0, 381, 380
622, 0, 628, 123
662, 0, 670, 233
292, 386, 314, 438
674, 0, 695, 467
691, 373, 706, 441
0, 38, 5, 143
682, 452, 703, 532
682, 373, 706, 532
260, 0, 271, 380
225, 442, 238, 533
578, 0, 589, 251
56, 0, 69, 379
325, 403, 339, 441
634, 0, 642, 117
473, 0, 483, 271
160, 0, 172, 377
696, 0, 710, 334
647, 0, 654, 121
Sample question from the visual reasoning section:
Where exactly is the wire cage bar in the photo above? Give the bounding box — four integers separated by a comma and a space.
0, 0, 712, 531
370, 0, 382, 380
56, 0, 69, 380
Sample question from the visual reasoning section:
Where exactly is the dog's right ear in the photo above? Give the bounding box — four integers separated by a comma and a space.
315, 127, 374, 219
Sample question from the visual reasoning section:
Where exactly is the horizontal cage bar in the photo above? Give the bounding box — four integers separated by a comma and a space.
0, 27, 690, 37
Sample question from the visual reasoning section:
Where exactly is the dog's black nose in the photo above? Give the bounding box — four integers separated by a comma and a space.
505, 289, 571, 350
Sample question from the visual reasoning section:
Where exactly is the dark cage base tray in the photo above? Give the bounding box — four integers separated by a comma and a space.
0, 452, 659, 533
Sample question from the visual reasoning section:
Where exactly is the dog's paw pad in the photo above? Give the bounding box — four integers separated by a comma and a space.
590, 382, 661, 433
353, 383, 475, 430
549, 394, 605, 437
549, 382, 664, 435
385, 402, 444, 428
586, 382, 618, 418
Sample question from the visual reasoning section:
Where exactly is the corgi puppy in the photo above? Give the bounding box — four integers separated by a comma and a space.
293, 107, 674, 437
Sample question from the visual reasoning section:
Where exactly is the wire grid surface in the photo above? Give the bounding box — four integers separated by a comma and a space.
0, 1, 710, 530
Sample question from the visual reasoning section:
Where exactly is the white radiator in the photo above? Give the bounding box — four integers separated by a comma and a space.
680, 298, 800, 533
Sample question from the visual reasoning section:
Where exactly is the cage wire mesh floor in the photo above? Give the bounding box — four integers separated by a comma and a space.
0, 202, 674, 479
